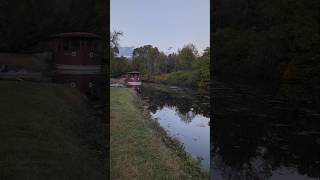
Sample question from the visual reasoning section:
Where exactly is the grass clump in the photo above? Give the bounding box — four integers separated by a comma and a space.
0, 81, 106, 180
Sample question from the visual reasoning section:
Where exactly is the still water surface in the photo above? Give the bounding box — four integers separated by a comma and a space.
211, 80, 320, 180
139, 81, 320, 179
140, 83, 210, 170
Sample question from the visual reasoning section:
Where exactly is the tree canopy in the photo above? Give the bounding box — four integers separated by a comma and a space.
213, 0, 320, 85
109, 34, 210, 89
0, 0, 107, 52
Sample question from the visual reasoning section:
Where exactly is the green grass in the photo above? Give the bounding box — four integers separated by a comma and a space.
0, 81, 106, 180
110, 88, 208, 180
0, 53, 49, 71
110, 78, 125, 84
152, 71, 199, 87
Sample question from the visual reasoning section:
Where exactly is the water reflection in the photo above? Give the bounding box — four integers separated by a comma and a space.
141, 83, 210, 170
142, 84, 210, 119
127, 85, 141, 93
211, 81, 320, 180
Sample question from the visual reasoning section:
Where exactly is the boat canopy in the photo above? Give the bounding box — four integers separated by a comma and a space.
127, 71, 140, 74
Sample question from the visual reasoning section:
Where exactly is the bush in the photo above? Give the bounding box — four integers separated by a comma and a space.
153, 71, 199, 87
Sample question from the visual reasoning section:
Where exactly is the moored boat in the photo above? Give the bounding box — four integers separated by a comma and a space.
126, 71, 141, 93
126, 71, 141, 86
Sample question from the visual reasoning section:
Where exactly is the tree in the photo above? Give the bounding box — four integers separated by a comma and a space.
132, 45, 160, 79
176, 44, 198, 71
110, 30, 123, 58
110, 56, 129, 77
213, 0, 320, 83
109, 30, 128, 77
196, 47, 210, 88
167, 53, 178, 72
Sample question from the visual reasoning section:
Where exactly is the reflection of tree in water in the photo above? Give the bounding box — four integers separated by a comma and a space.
212, 153, 273, 180
176, 109, 197, 124
211, 90, 320, 180
141, 84, 210, 124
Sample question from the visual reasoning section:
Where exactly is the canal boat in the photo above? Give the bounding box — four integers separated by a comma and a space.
126, 71, 141, 86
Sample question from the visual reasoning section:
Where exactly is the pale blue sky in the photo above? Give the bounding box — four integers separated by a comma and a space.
111, 0, 210, 54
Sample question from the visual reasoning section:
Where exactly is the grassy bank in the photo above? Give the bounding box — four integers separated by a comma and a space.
0, 81, 106, 180
110, 88, 208, 180
151, 71, 209, 90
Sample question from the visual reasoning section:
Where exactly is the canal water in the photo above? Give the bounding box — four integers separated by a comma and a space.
211, 80, 320, 180
140, 83, 210, 170
138, 81, 320, 179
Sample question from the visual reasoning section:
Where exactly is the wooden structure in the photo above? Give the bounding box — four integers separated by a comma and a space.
48, 32, 102, 95
126, 71, 141, 86
126, 71, 141, 92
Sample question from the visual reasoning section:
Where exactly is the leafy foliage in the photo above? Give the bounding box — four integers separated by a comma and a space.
130, 44, 210, 88
176, 44, 197, 71
110, 56, 129, 77
0, 0, 107, 52
110, 30, 123, 58
109, 31, 209, 87
213, 0, 320, 85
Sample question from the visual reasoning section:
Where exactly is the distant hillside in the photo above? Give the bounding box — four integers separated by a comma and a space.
117, 47, 134, 59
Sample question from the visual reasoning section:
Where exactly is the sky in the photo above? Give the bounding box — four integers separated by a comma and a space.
111, 0, 210, 54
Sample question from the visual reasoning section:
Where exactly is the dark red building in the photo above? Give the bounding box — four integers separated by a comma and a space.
126, 71, 141, 93
48, 32, 103, 95
126, 71, 141, 86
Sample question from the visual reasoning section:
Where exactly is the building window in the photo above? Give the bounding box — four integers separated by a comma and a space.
80, 38, 84, 50
96, 41, 102, 51
83, 39, 87, 48
58, 40, 62, 51
87, 39, 93, 51
92, 40, 96, 51
63, 40, 69, 51
71, 39, 79, 50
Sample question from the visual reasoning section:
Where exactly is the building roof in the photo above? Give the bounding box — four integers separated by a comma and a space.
127, 71, 140, 74
51, 32, 101, 39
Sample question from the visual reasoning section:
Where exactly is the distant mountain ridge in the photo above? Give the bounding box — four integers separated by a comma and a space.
117, 47, 134, 59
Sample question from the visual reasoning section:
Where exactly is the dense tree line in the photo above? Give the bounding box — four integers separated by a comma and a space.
110, 32, 209, 88
0, 0, 107, 52
213, 0, 320, 85
131, 44, 209, 86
